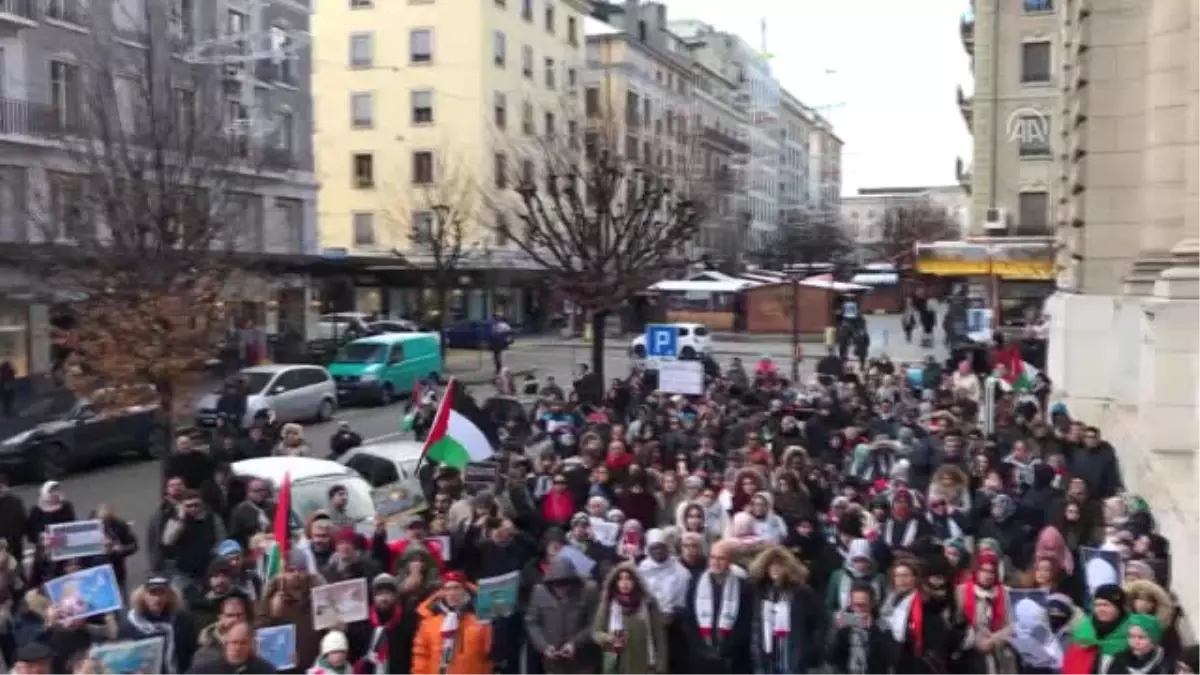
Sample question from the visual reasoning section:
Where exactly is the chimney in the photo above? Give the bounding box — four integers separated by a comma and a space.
624, 0, 639, 34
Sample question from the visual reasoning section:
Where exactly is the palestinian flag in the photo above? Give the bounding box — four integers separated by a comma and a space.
261, 472, 292, 582
993, 344, 1039, 392
420, 378, 499, 470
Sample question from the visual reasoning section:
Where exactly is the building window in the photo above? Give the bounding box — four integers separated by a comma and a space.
349, 32, 373, 68
46, 0, 86, 23
1018, 191, 1050, 234
409, 29, 432, 64
544, 111, 555, 137
544, 2, 554, 33
1023, 0, 1052, 11
522, 101, 534, 135
493, 92, 507, 128
495, 0, 505, 6
544, 57, 555, 89
411, 89, 434, 124
1017, 114, 1051, 156
494, 212, 510, 246
492, 31, 506, 68
494, 152, 508, 188
567, 16, 577, 46
353, 212, 375, 246
49, 60, 80, 129
521, 0, 532, 21
412, 151, 434, 184
585, 87, 599, 117
1021, 42, 1051, 83
352, 153, 374, 188
567, 67, 577, 89
411, 210, 433, 241
520, 159, 534, 185
350, 92, 373, 128
521, 45, 533, 78
273, 110, 294, 150
567, 119, 578, 149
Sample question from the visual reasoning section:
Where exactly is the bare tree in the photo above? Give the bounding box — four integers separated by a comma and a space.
22, 3, 280, 438
875, 200, 961, 268
384, 151, 479, 355
490, 103, 704, 381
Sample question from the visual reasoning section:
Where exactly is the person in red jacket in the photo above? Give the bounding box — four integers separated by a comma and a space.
374, 518, 446, 574
539, 472, 575, 527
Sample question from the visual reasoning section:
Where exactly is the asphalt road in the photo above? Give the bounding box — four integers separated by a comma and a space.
12, 316, 943, 583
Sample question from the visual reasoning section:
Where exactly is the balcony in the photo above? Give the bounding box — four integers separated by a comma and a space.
956, 156, 973, 194
0, 0, 36, 33
701, 126, 750, 154
260, 146, 310, 172
0, 98, 76, 139
957, 85, 973, 128
960, 13, 974, 55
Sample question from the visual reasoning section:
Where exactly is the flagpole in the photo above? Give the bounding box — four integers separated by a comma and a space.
413, 376, 455, 479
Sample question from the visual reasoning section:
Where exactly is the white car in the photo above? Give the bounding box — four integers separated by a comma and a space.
231, 456, 377, 532
630, 323, 713, 359
338, 440, 426, 489
314, 312, 374, 341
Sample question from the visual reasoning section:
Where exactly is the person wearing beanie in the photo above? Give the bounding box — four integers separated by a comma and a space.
308, 630, 353, 675
323, 525, 382, 586
410, 570, 491, 674
215, 539, 263, 603
1106, 613, 1169, 674
354, 572, 422, 674
1063, 583, 1135, 674
116, 575, 200, 673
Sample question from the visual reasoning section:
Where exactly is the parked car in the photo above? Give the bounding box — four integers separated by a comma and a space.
443, 319, 515, 350
313, 312, 374, 342
366, 319, 420, 335
328, 332, 443, 406
629, 322, 714, 359
231, 456, 376, 533
0, 387, 165, 480
338, 440, 425, 489
193, 364, 338, 428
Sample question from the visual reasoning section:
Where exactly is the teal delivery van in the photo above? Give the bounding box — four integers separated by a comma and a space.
328, 333, 443, 405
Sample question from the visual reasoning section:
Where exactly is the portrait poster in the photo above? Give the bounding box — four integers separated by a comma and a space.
310, 577, 369, 631
256, 624, 297, 671
44, 564, 122, 621
1081, 547, 1123, 602
48, 520, 107, 561
87, 636, 164, 674
475, 570, 519, 623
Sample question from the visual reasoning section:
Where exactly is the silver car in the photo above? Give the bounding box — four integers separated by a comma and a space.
194, 364, 338, 428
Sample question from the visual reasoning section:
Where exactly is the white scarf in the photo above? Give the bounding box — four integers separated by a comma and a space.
884, 592, 914, 643
759, 597, 791, 654
926, 511, 964, 541
126, 610, 176, 674
885, 518, 919, 548
606, 599, 657, 667
694, 572, 740, 643
438, 602, 460, 674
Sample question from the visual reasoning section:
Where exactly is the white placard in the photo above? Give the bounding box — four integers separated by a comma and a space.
657, 360, 704, 395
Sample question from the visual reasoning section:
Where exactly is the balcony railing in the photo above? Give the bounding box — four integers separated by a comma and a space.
701, 126, 750, 154
0, 0, 36, 24
0, 98, 78, 137
957, 85, 973, 127
960, 14, 974, 54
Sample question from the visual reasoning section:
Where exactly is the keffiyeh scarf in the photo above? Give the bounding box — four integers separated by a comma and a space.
694, 572, 740, 645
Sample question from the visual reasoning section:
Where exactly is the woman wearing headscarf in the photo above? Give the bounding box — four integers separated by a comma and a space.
591, 562, 667, 674
1106, 613, 1170, 674
767, 471, 811, 528
744, 492, 788, 545
784, 516, 837, 595
953, 549, 1017, 673
1125, 578, 1181, 666
976, 493, 1028, 567
824, 538, 884, 614
677, 502, 717, 551
1062, 583, 1135, 674
1007, 594, 1063, 674
24, 481, 76, 547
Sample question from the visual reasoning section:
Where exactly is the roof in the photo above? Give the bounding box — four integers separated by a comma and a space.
650, 279, 758, 293
340, 440, 427, 466
851, 272, 899, 286
585, 15, 620, 36
232, 456, 357, 484
349, 331, 439, 345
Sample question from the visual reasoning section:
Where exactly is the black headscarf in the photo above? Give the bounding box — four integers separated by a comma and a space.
1092, 583, 1128, 639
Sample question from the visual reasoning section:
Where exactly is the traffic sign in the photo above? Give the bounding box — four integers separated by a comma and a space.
644, 324, 677, 359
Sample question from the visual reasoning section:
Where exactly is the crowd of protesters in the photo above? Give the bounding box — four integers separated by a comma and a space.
0, 328, 1196, 675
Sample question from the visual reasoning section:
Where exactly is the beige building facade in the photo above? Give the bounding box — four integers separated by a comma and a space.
1046, 0, 1199, 628
840, 185, 970, 246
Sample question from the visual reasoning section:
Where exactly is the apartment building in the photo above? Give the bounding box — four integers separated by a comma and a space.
961, 0, 1057, 237
840, 185, 969, 247
0, 0, 317, 376
314, 0, 587, 254
809, 116, 843, 217
777, 91, 812, 222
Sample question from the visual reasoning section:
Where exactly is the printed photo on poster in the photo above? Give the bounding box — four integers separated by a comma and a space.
475, 570, 519, 623
1081, 547, 1123, 600
256, 624, 297, 671
1006, 589, 1061, 672
311, 577, 369, 630
48, 520, 107, 561
558, 545, 596, 577
45, 564, 123, 621
88, 636, 164, 674
588, 518, 619, 547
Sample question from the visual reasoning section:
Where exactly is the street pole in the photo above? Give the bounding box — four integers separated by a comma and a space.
790, 273, 801, 381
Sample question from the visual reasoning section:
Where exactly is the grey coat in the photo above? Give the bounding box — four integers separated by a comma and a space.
524, 557, 601, 674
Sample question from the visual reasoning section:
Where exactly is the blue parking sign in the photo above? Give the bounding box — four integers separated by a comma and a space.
645, 324, 677, 359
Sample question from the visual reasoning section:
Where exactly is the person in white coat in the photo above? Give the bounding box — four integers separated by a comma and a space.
637, 529, 691, 619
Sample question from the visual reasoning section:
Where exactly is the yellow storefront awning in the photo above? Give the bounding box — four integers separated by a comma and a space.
916, 259, 1055, 280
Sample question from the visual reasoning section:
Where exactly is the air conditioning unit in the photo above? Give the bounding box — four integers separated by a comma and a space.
984, 207, 1009, 230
